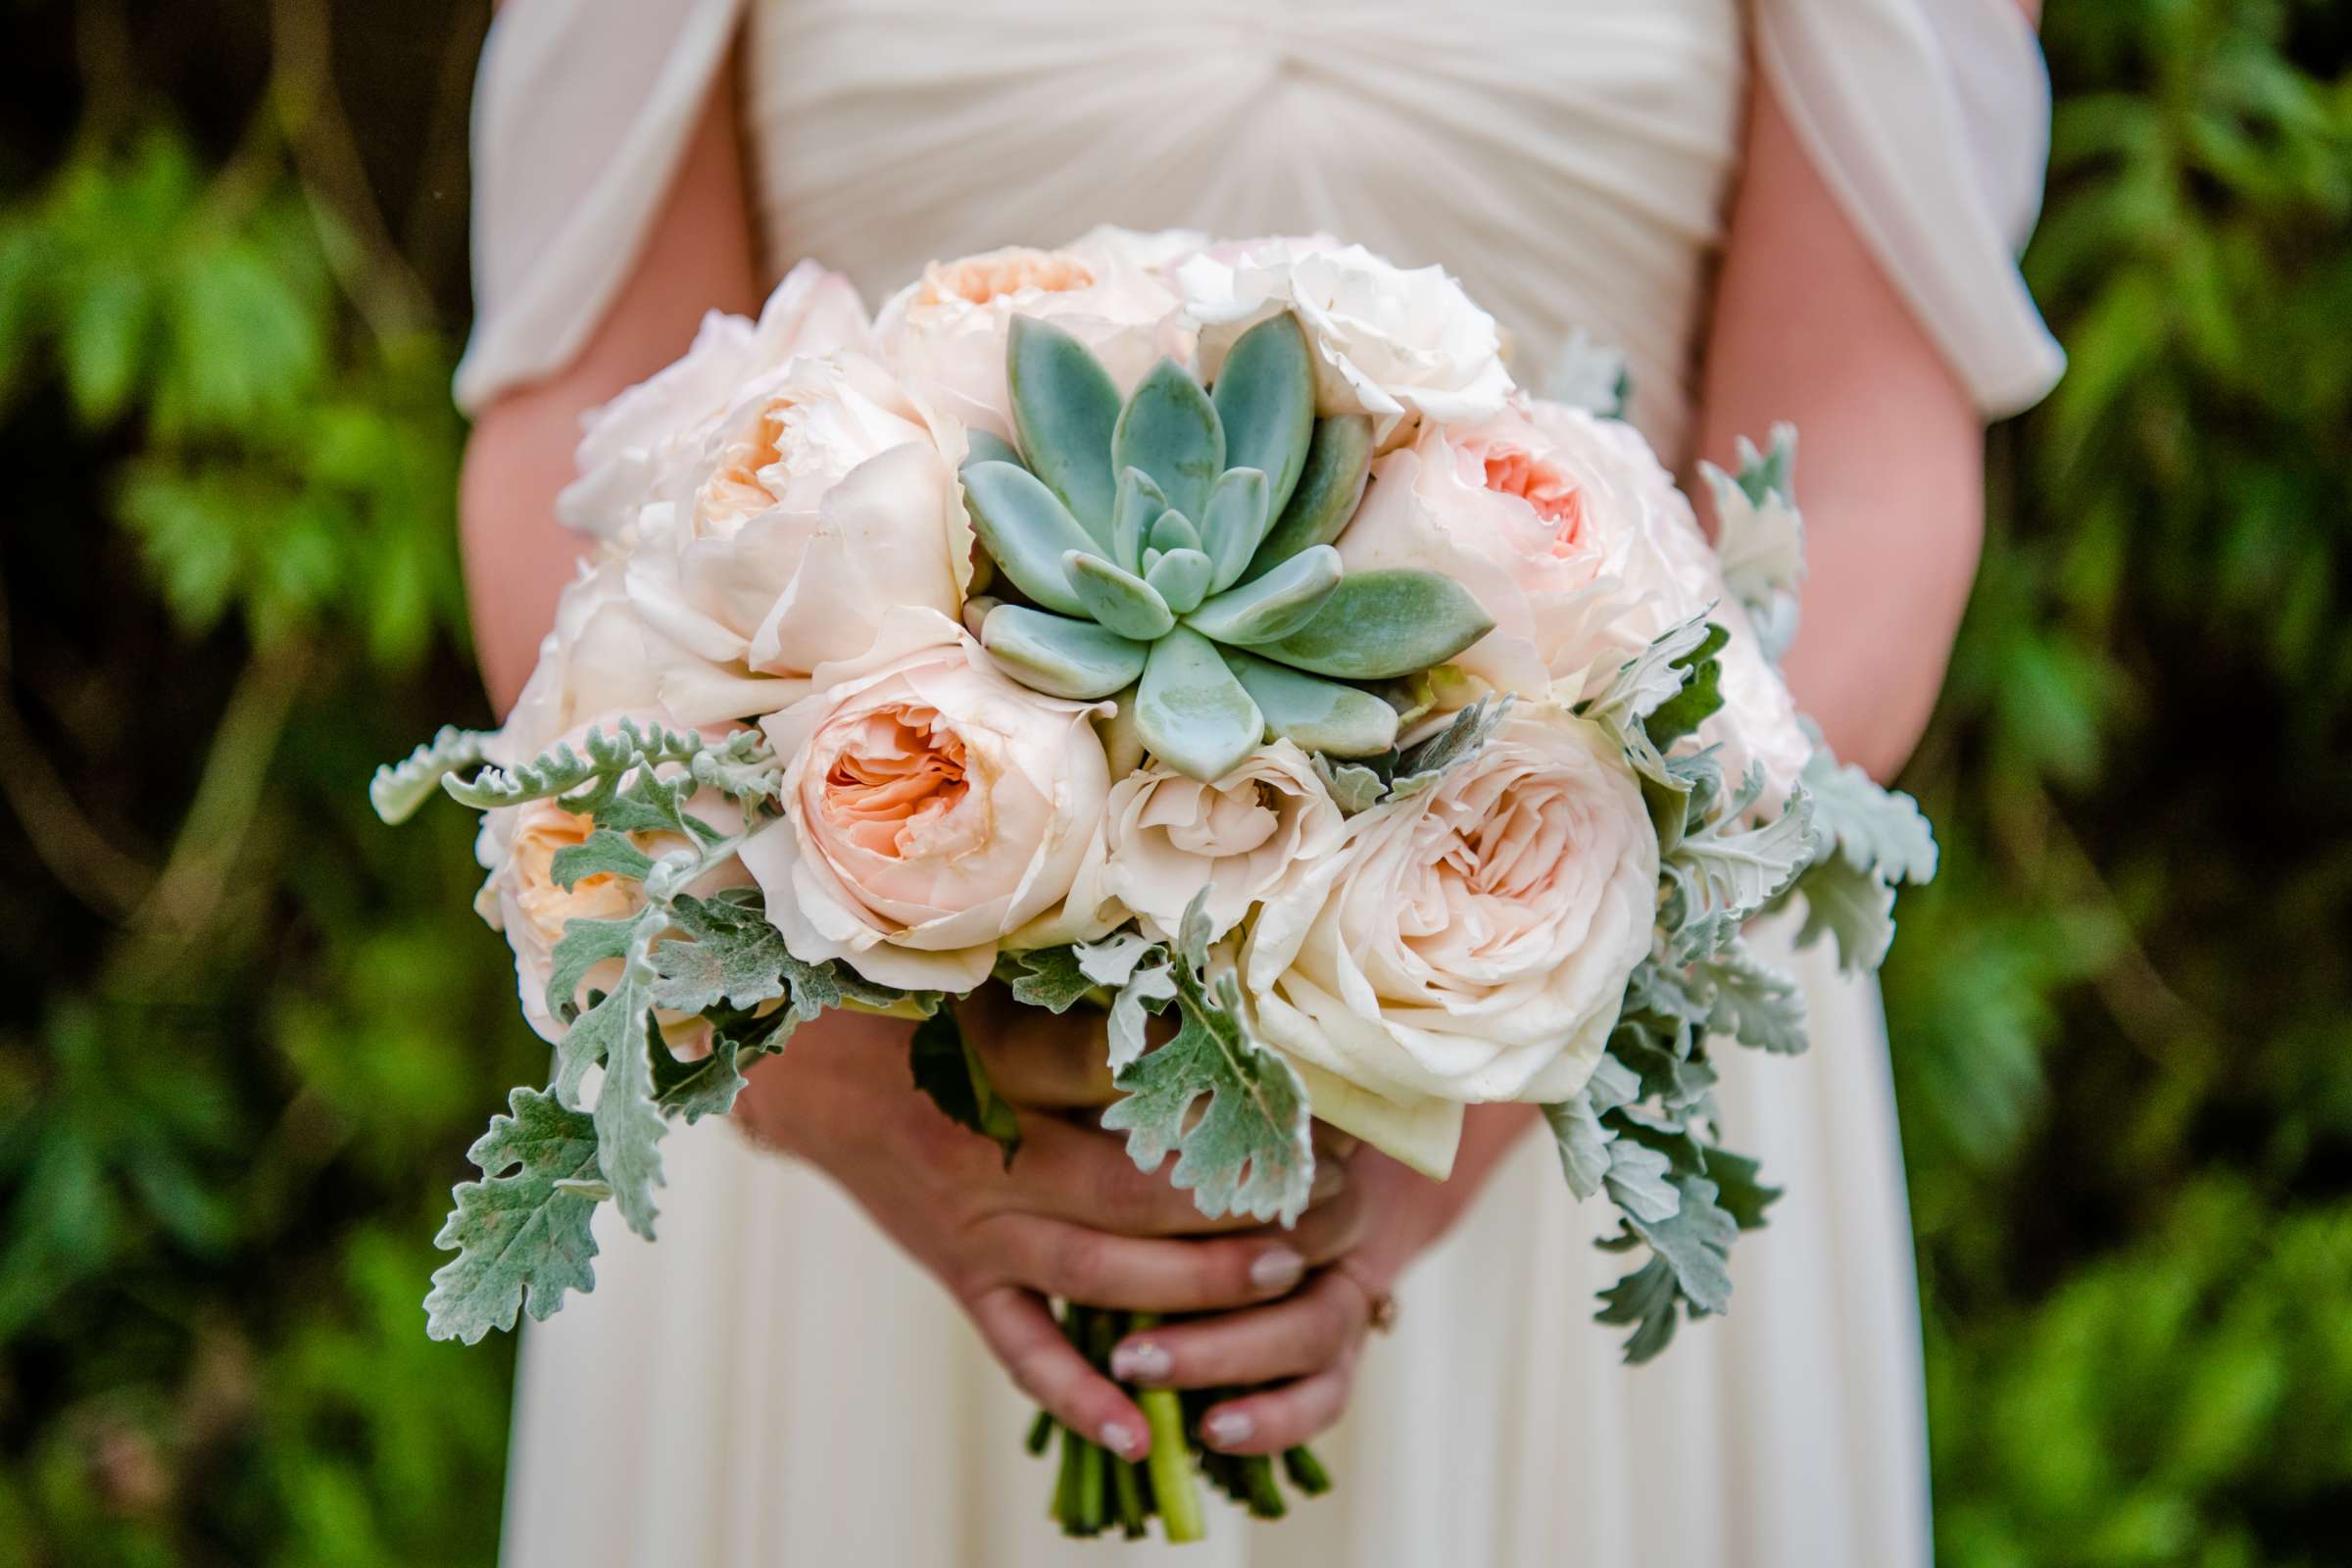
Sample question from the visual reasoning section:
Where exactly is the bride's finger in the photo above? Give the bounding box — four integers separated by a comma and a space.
1107, 1270, 1363, 1390
964, 1285, 1150, 1462
984, 1212, 1313, 1313
968, 1014, 1117, 1109
1195, 1351, 1359, 1454
1007, 1113, 1347, 1236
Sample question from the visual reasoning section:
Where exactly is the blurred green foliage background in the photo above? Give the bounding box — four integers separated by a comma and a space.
0, 1, 2344, 1563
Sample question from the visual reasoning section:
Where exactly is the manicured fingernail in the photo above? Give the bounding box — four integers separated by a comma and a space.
1203, 1410, 1253, 1448
1311, 1162, 1348, 1200
1250, 1247, 1304, 1293
1100, 1420, 1140, 1458
1112, 1341, 1171, 1383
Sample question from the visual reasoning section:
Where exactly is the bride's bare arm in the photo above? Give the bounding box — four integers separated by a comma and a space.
1152, 66, 2005, 1453
458, 57, 760, 712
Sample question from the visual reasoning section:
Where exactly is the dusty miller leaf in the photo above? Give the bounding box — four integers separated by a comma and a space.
591, 974, 668, 1240
1792, 854, 1898, 972
545, 915, 637, 1030
1696, 943, 1809, 1055
370, 725, 494, 825
1105, 952, 1177, 1073
1099, 893, 1314, 1224
1800, 750, 1939, 885
650, 892, 794, 1014
1312, 757, 1389, 813
423, 1088, 602, 1345
1661, 782, 1815, 962
995, 945, 1097, 1013
550, 828, 655, 890
1601, 1136, 1681, 1224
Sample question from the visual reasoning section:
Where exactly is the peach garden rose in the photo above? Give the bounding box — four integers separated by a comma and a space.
740, 608, 1112, 992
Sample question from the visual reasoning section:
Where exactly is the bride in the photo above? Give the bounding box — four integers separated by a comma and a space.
454, 2, 2061, 1562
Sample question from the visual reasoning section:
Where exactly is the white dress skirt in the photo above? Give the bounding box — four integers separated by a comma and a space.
457, 3, 2065, 1562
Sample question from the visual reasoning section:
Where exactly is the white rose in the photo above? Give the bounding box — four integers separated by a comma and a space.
498, 552, 671, 763
874, 235, 1193, 437
1516, 401, 1811, 802
1064, 740, 1346, 944
557, 263, 872, 540
1242, 709, 1659, 1177
1176, 238, 1513, 446
740, 608, 1111, 992
621, 352, 975, 727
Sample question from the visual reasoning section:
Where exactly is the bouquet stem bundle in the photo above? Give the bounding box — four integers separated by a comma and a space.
1029, 1303, 1331, 1541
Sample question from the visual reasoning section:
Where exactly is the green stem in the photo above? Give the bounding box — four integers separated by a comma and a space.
1112, 1453, 1148, 1539
1129, 1312, 1206, 1543
1281, 1444, 1332, 1496
1240, 1454, 1287, 1520
1024, 1408, 1054, 1457
1054, 1420, 1085, 1532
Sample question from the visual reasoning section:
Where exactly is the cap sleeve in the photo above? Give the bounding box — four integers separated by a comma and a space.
454, 0, 749, 414
1756, 0, 2066, 416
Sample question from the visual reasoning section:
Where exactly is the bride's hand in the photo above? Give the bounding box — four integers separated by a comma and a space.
1100, 1105, 1543, 1454
731, 1001, 1365, 1460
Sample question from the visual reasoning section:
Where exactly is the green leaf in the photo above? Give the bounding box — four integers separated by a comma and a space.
1136, 627, 1265, 782
550, 829, 654, 891
368, 725, 494, 824
961, 428, 1023, 468
422, 1089, 603, 1345
1183, 545, 1342, 646
649, 892, 795, 1014
1147, 508, 1202, 556
1099, 895, 1314, 1223
1701, 1147, 1781, 1232
980, 604, 1148, 700
1219, 648, 1398, 757
995, 945, 1098, 1013
1210, 311, 1315, 520
1792, 855, 1897, 971
1696, 943, 1809, 1054
1104, 953, 1178, 1073
1313, 759, 1389, 814
1199, 466, 1272, 594
1661, 785, 1815, 962
1388, 697, 1511, 799
962, 459, 1099, 616
1594, 1255, 1683, 1363
1144, 546, 1214, 614
544, 916, 637, 1030
550, 954, 645, 1104
1110, 466, 1168, 573
1114, 358, 1225, 521
909, 1006, 1023, 1169
591, 979, 669, 1240
1642, 622, 1731, 751
1008, 316, 1122, 540
1242, 415, 1373, 583
1602, 1137, 1681, 1224
1064, 549, 1175, 640
1233, 569, 1494, 680
1799, 750, 1939, 884
1544, 1096, 1615, 1201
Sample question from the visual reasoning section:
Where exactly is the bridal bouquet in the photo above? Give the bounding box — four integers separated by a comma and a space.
376, 230, 1936, 1541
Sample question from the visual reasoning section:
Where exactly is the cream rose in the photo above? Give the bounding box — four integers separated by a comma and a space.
558, 263, 872, 541
741, 609, 1111, 991
498, 553, 671, 764
1242, 708, 1659, 1177
873, 233, 1193, 437
1063, 740, 1346, 945
1176, 237, 1513, 446
621, 353, 975, 727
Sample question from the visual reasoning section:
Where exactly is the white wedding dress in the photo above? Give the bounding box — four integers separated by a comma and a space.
457, 4, 2063, 1563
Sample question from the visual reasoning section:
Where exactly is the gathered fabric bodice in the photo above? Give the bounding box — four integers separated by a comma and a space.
741, 1, 1743, 459
458, 0, 2065, 468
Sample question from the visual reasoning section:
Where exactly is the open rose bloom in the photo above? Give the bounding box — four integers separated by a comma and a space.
377, 231, 1936, 1538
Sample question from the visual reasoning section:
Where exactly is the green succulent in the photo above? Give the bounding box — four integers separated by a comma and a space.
960, 311, 1494, 781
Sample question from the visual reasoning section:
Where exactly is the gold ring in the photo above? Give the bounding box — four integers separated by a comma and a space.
1332, 1257, 1397, 1335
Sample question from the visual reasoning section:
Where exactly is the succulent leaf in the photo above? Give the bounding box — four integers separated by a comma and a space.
1220, 649, 1400, 757
981, 604, 1148, 699
961, 428, 1023, 469
961, 460, 1099, 616
1145, 547, 1214, 614
1008, 317, 1122, 543
1183, 544, 1342, 645
1242, 414, 1374, 584
1210, 311, 1316, 520
1200, 466, 1271, 593
1148, 509, 1201, 555
1114, 358, 1225, 521
1233, 569, 1494, 680
1136, 626, 1264, 782
1065, 550, 1176, 641
1111, 466, 1168, 574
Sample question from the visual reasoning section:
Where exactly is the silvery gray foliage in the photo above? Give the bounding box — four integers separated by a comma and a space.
377, 720, 936, 1343
1554, 577, 1934, 1361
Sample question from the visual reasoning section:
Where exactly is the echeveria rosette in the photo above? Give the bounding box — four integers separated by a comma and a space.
958, 309, 1495, 782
